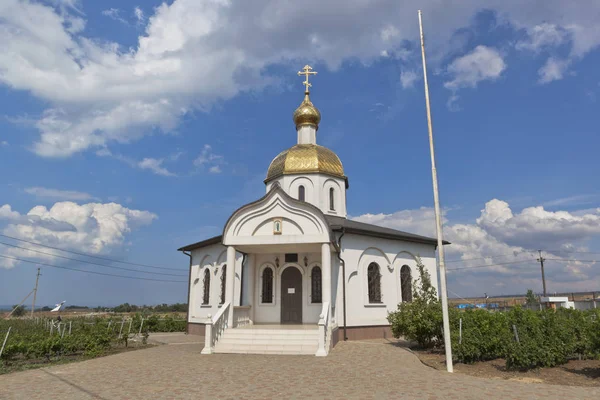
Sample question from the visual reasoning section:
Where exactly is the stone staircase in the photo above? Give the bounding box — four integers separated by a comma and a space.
214, 326, 319, 355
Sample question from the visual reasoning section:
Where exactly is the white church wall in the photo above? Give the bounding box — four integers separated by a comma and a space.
338, 233, 438, 327
188, 243, 243, 324
266, 174, 347, 218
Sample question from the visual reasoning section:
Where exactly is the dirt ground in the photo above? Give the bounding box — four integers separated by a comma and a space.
413, 349, 600, 387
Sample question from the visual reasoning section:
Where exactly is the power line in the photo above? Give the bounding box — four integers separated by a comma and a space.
0, 241, 187, 277
545, 258, 600, 263
0, 234, 185, 271
446, 251, 534, 263
447, 259, 535, 272
0, 254, 187, 283
543, 249, 600, 255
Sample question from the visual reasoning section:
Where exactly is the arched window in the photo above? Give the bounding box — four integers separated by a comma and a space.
367, 262, 382, 303
311, 266, 322, 303
261, 267, 273, 303
298, 185, 305, 202
400, 265, 412, 303
220, 264, 227, 304
202, 268, 211, 305
329, 188, 335, 211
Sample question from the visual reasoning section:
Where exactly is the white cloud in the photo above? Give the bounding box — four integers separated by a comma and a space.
400, 69, 419, 89
0, 201, 157, 268
352, 207, 441, 238
541, 194, 599, 208
0, 205, 20, 220
538, 57, 571, 84
516, 23, 569, 52
24, 186, 98, 201
1, 141, 8, 146
476, 199, 600, 250
169, 151, 184, 161
352, 198, 600, 296
194, 144, 224, 173
380, 25, 399, 42
137, 157, 176, 177
102, 8, 127, 25
133, 6, 144, 23
444, 46, 506, 90
2, 1, 600, 157
97, 149, 177, 177
446, 94, 461, 112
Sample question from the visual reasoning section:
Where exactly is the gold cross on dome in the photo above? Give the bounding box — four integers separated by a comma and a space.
298, 65, 317, 93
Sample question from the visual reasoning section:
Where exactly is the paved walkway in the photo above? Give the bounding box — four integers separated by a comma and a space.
1, 334, 598, 399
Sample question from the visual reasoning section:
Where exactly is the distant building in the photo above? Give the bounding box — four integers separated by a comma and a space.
540, 296, 574, 310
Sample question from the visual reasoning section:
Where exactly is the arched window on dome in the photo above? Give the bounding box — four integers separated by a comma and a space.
298, 185, 305, 202
367, 263, 382, 303
329, 188, 335, 211
202, 268, 211, 305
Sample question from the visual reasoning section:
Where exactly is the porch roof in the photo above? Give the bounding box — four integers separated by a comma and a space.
177, 216, 449, 252
177, 235, 222, 252
325, 215, 450, 247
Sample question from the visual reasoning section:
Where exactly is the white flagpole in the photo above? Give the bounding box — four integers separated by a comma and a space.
418, 9, 453, 373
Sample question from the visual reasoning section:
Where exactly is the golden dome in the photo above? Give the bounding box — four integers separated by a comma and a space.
293, 93, 321, 129
265, 144, 345, 183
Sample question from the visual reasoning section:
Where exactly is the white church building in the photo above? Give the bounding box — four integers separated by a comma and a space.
178, 66, 445, 356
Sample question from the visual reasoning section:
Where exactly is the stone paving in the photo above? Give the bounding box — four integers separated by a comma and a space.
1, 334, 599, 399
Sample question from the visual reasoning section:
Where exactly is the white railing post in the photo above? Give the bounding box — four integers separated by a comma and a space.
316, 313, 326, 356
200, 302, 231, 355
316, 301, 330, 357
201, 314, 213, 355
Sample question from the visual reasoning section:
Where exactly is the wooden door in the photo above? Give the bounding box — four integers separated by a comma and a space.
281, 267, 302, 324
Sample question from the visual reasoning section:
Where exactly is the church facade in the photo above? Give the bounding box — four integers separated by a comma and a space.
178, 66, 444, 356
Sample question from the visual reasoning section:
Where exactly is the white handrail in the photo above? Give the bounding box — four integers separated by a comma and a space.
315, 302, 329, 356
211, 301, 230, 324
201, 302, 230, 354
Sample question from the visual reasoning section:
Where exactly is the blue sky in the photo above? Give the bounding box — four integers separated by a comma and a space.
1, 0, 600, 307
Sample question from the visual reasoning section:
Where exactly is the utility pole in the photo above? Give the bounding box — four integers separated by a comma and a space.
418, 10, 453, 373
31, 268, 41, 318
537, 250, 547, 297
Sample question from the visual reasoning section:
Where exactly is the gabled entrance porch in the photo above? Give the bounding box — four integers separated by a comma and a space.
202, 242, 333, 356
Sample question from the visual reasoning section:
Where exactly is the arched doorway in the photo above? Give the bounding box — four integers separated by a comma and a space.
281, 266, 303, 324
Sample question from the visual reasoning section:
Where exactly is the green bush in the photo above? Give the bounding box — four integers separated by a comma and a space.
452, 309, 510, 363
387, 261, 600, 370
388, 256, 444, 349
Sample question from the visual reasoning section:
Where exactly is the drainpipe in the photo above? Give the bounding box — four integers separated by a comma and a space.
335, 228, 348, 341
182, 251, 192, 334
239, 252, 248, 306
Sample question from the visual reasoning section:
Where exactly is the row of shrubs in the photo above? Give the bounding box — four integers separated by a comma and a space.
142, 314, 186, 332
387, 258, 600, 370
1, 314, 185, 366
451, 306, 600, 369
